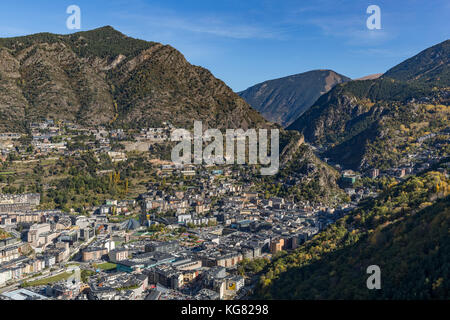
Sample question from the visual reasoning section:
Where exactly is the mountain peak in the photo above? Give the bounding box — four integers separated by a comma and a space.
239, 69, 350, 127
80, 25, 125, 36
0, 27, 269, 132
96, 25, 117, 31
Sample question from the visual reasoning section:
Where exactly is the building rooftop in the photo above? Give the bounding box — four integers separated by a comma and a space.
1, 289, 48, 300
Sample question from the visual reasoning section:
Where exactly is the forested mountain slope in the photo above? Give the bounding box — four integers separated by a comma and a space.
254, 168, 450, 299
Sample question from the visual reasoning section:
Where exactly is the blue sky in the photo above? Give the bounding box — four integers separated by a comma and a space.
0, 0, 449, 91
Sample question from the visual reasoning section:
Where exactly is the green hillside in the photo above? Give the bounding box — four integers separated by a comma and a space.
254, 168, 450, 299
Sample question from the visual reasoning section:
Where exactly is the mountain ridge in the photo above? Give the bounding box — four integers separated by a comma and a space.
286, 39, 450, 171
0, 26, 270, 132
383, 39, 450, 85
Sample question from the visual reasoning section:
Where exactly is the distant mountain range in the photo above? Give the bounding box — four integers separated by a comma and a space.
239, 70, 350, 127
0, 26, 269, 132
287, 39, 450, 171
